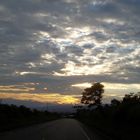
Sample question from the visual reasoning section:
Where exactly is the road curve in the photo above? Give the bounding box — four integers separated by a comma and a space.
0, 119, 102, 140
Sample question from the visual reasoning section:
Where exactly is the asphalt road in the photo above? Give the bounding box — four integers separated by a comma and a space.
0, 119, 106, 140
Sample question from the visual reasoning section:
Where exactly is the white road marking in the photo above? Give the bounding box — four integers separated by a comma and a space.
79, 125, 91, 140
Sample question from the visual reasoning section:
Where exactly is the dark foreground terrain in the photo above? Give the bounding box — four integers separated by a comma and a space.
0, 104, 60, 132
0, 119, 110, 140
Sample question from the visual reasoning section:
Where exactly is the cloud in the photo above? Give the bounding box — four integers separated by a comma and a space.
71, 82, 92, 89
0, 85, 35, 93
0, 0, 140, 105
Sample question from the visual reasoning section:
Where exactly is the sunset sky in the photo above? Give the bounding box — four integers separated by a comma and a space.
0, 0, 140, 110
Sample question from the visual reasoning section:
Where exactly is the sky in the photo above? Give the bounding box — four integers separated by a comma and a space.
0, 0, 140, 111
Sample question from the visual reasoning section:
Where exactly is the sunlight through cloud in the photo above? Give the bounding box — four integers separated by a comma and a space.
0, 93, 80, 105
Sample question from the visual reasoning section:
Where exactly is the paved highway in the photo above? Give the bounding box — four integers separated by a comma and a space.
0, 119, 107, 140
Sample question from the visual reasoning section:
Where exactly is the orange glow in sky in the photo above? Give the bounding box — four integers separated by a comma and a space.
0, 93, 80, 105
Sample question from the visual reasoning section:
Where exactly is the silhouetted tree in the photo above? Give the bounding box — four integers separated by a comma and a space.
111, 99, 121, 106
81, 82, 104, 107
122, 92, 140, 104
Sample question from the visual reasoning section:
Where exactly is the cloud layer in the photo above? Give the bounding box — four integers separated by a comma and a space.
0, 0, 140, 103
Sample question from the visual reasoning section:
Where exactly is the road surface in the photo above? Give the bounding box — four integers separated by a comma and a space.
0, 119, 107, 140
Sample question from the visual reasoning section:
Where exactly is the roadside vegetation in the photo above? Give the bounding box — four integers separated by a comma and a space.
0, 104, 60, 132
76, 83, 140, 140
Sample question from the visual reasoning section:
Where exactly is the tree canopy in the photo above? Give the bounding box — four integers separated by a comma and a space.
81, 82, 104, 107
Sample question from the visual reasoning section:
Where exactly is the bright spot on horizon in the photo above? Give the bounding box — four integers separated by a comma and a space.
0, 93, 80, 105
